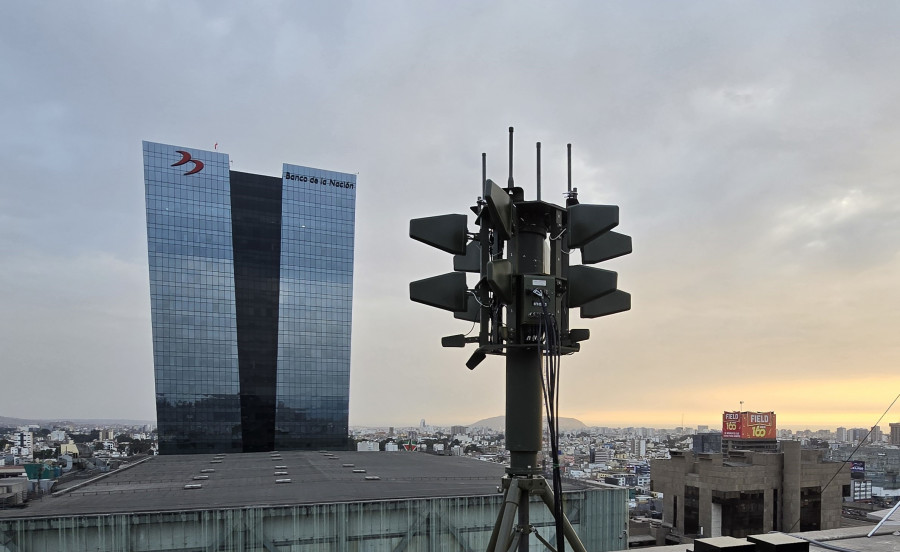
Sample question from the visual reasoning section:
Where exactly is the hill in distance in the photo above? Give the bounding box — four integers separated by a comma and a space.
0, 415, 154, 428
469, 416, 586, 432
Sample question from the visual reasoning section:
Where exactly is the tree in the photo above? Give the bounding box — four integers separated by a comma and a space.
33, 449, 56, 460
70, 430, 101, 443
129, 439, 152, 455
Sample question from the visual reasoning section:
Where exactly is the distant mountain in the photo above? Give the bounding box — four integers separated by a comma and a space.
0, 416, 154, 428
470, 416, 586, 432
0, 416, 31, 428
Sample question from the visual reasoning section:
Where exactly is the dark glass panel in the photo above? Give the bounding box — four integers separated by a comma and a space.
229, 171, 282, 452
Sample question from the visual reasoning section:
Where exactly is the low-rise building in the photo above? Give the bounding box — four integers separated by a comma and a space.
0, 451, 629, 551
651, 440, 849, 541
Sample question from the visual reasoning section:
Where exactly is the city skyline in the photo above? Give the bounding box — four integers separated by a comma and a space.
1, 4, 899, 432
0, 414, 892, 436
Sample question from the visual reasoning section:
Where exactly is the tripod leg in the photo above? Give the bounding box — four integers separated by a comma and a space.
506, 529, 522, 552
518, 487, 529, 552
487, 501, 506, 552
488, 479, 521, 552
537, 484, 588, 552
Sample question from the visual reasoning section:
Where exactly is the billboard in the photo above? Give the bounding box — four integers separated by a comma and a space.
723, 411, 742, 438
722, 411, 776, 439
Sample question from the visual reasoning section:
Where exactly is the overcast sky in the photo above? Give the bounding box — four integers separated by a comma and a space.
2, 2, 899, 431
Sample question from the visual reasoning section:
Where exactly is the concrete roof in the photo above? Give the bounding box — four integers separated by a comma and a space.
1, 451, 512, 518
793, 527, 900, 552
866, 507, 900, 525
633, 527, 900, 552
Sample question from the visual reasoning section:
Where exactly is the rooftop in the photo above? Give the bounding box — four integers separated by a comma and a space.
1, 451, 509, 518
639, 527, 900, 552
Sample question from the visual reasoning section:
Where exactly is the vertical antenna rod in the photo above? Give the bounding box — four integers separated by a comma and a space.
480, 152, 491, 346
508, 126, 515, 189
567, 143, 572, 193
536, 142, 542, 201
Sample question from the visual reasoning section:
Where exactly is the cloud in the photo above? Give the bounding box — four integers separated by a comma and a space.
1, 2, 899, 429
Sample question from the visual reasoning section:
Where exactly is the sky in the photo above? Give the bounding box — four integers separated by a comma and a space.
1, 2, 899, 432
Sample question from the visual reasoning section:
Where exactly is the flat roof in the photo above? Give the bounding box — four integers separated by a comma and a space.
632, 527, 900, 552
1, 451, 517, 518
791, 528, 899, 552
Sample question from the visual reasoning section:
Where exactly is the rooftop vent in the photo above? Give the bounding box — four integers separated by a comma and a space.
694, 537, 755, 552
747, 534, 809, 552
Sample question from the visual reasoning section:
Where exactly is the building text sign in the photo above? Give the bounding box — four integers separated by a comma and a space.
722, 411, 776, 439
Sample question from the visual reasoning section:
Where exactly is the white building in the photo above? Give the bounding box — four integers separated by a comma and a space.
10, 447, 30, 458
851, 479, 872, 501
12, 432, 32, 458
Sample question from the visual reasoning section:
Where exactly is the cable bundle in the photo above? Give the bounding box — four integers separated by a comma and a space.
535, 289, 566, 551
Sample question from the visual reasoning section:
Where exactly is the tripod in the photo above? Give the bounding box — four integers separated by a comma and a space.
486, 474, 588, 552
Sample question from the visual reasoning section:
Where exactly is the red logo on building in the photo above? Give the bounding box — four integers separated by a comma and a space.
171, 150, 204, 175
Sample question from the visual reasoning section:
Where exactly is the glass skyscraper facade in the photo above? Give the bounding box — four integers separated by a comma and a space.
142, 142, 356, 454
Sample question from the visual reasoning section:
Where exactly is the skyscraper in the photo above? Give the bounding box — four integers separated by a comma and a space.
870, 425, 883, 444
142, 141, 356, 454
836, 426, 847, 442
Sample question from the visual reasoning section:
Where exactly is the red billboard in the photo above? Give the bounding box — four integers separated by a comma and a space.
723, 411, 742, 438
722, 411, 776, 439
